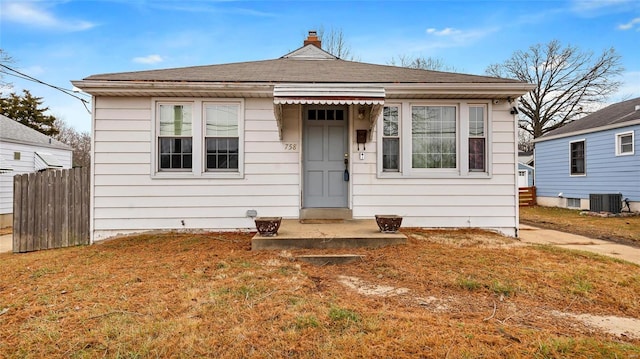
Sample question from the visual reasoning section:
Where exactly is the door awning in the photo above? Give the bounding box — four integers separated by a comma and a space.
274, 84, 385, 105
273, 84, 385, 139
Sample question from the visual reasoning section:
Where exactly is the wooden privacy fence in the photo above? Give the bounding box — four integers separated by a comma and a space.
13, 167, 90, 253
519, 186, 537, 206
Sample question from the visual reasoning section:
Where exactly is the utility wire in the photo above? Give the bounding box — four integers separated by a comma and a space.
0, 63, 92, 114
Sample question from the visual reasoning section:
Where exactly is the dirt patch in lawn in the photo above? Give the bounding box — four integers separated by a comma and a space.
1, 228, 639, 358
336, 273, 640, 340
551, 311, 640, 340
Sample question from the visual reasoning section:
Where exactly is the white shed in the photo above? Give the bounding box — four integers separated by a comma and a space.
0, 115, 73, 228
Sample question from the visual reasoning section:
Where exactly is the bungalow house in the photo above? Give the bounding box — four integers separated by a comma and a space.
534, 97, 640, 212
72, 31, 534, 242
0, 114, 73, 228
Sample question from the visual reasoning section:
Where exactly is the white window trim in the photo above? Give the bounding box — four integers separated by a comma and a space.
377, 100, 492, 179
615, 131, 634, 156
154, 101, 195, 175
151, 98, 244, 179
377, 103, 402, 174
569, 139, 586, 177
467, 103, 489, 174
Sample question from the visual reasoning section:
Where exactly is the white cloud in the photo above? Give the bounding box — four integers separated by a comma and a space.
420, 26, 498, 51
426, 27, 462, 36
570, 0, 637, 17
0, 2, 95, 31
150, 2, 276, 17
614, 71, 640, 99
132, 55, 164, 64
618, 17, 640, 30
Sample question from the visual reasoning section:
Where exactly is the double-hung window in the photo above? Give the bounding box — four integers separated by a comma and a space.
468, 105, 486, 172
570, 140, 585, 175
205, 103, 239, 171
158, 104, 193, 171
154, 99, 243, 177
411, 106, 456, 169
382, 106, 400, 171
615, 131, 634, 156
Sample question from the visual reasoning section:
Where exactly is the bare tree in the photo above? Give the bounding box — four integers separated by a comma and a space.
518, 130, 534, 152
486, 40, 623, 138
388, 55, 457, 72
0, 49, 14, 88
54, 118, 91, 168
316, 26, 356, 60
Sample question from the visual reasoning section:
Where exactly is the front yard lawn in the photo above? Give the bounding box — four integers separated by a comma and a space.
1, 229, 639, 358
520, 206, 640, 245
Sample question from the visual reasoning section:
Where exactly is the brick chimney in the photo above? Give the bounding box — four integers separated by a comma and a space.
303, 30, 322, 48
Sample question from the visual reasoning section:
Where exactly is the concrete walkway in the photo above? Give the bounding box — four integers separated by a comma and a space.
518, 224, 640, 265
0, 233, 11, 253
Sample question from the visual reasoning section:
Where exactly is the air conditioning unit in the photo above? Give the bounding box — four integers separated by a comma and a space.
589, 193, 622, 213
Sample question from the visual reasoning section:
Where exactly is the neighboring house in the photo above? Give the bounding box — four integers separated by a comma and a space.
534, 97, 640, 212
0, 115, 73, 228
72, 31, 534, 242
518, 151, 534, 187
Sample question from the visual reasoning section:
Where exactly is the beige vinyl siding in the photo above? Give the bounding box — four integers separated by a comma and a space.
92, 97, 301, 241
351, 101, 517, 236
93, 96, 518, 239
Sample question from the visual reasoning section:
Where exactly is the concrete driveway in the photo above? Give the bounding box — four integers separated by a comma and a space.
518, 224, 640, 265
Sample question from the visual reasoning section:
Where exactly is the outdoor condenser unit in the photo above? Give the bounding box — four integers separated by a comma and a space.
589, 193, 622, 213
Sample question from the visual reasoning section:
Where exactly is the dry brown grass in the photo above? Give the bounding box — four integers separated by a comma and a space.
1, 229, 639, 358
520, 206, 640, 245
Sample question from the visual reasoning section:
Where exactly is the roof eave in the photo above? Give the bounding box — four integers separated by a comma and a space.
72, 80, 535, 99
71, 80, 276, 97
0, 137, 72, 150
385, 83, 536, 99
534, 118, 640, 143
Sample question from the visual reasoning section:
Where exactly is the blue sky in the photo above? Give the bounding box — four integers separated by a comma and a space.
1, 0, 639, 133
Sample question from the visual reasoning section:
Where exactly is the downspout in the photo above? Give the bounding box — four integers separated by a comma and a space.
512, 101, 520, 238
89, 95, 96, 244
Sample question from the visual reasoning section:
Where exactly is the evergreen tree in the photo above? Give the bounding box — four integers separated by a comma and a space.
0, 89, 59, 136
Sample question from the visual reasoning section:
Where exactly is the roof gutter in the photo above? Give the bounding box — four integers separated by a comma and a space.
385, 83, 536, 99
72, 80, 536, 99
70, 80, 276, 97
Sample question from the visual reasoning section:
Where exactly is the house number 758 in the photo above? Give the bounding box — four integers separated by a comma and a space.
284, 143, 298, 151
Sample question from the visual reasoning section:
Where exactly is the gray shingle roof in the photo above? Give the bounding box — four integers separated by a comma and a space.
83, 45, 523, 85
0, 115, 71, 150
542, 97, 640, 138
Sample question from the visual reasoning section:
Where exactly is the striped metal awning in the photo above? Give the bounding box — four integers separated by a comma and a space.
273, 84, 385, 139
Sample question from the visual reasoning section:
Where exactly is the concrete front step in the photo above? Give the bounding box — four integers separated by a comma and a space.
299, 208, 352, 220
251, 219, 407, 250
